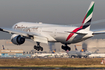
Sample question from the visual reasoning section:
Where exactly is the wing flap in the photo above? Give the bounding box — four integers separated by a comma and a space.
34, 36, 48, 44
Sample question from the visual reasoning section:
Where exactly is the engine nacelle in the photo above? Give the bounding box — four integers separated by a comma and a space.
11, 34, 25, 45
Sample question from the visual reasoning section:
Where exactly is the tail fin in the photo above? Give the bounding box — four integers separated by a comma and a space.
81, 1, 95, 30
74, 45, 78, 51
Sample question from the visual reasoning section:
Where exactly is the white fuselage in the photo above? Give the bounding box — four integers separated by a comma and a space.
12, 22, 94, 44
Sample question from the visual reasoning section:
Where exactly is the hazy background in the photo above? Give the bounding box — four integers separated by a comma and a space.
0, 0, 105, 39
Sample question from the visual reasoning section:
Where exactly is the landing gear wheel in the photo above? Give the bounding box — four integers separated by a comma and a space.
61, 45, 65, 49
67, 47, 71, 51
34, 45, 37, 49
41, 47, 43, 51
61, 45, 71, 51
71, 55, 75, 58
37, 47, 40, 51
34, 42, 43, 51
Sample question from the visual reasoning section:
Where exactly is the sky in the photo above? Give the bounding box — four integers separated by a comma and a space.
0, 0, 105, 39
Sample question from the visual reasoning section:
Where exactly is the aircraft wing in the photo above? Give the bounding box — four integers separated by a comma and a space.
0, 27, 48, 43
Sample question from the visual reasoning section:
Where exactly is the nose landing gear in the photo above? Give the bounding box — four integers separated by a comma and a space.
34, 42, 43, 51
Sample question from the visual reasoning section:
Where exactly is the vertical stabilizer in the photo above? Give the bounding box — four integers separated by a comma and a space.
66, 1, 95, 41
81, 1, 95, 30
74, 45, 78, 51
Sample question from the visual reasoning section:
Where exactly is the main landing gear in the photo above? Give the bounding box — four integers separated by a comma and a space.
34, 42, 43, 51
61, 44, 71, 51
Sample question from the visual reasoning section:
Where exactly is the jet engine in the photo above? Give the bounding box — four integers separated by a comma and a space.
11, 34, 25, 45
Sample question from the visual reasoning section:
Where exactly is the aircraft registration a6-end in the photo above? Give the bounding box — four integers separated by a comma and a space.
0, 1, 105, 51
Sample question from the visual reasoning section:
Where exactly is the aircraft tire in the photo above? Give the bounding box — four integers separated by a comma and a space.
71, 55, 75, 58
67, 47, 71, 51
61, 45, 71, 51
40, 47, 43, 51
34, 45, 37, 49
34, 45, 43, 51
61, 45, 65, 49
37, 47, 40, 51
35, 47, 38, 50
84, 56, 87, 58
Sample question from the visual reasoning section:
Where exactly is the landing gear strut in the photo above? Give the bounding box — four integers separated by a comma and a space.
34, 42, 43, 51
61, 44, 71, 51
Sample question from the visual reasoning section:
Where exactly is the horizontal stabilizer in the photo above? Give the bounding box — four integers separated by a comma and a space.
65, 31, 87, 35
93, 30, 105, 35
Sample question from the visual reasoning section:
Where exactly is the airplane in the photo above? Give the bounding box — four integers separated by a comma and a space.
0, 1, 105, 51
67, 45, 92, 58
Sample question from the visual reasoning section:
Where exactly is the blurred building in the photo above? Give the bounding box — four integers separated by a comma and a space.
0, 49, 23, 56
83, 39, 105, 53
